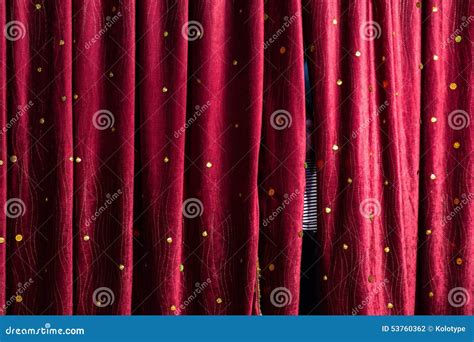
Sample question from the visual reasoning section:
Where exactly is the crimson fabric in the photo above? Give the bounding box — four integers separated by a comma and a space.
258, 0, 306, 315
417, 0, 473, 315
0, 0, 472, 316
303, 0, 473, 315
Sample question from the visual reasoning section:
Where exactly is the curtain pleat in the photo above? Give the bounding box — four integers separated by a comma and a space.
417, 0, 473, 315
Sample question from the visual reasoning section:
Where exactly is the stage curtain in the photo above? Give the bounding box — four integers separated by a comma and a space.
0, 0, 471, 315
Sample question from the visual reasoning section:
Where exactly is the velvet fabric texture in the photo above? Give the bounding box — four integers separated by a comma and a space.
0, 0, 472, 315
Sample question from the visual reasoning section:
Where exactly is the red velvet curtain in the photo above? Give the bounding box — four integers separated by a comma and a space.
0, 0, 472, 315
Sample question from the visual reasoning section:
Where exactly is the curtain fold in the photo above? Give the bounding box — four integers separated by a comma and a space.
417, 0, 473, 315
0, 0, 472, 315
133, 0, 189, 315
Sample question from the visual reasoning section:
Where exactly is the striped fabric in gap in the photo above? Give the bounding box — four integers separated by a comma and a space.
303, 160, 317, 231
